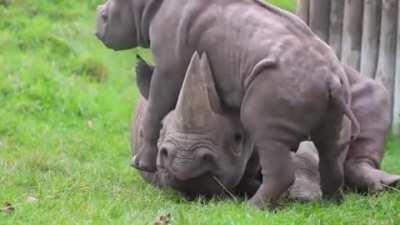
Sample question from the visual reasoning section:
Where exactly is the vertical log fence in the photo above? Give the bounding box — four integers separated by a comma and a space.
296, 0, 400, 134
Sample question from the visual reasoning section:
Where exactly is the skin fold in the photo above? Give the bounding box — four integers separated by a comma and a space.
96, 0, 360, 208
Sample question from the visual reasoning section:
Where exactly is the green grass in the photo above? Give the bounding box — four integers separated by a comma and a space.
1, 0, 400, 224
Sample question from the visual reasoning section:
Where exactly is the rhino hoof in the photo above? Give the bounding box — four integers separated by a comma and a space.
131, 151, 157, 172
248, 194, 278, 211
345, 160, 400, 193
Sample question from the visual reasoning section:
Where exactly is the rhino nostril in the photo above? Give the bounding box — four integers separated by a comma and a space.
199, 151, 215, 163
157, 147, 169, 169
160, 147, 169, 159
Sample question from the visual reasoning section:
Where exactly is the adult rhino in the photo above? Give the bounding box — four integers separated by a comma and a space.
96, 0, 360, 208
133, 54, 399, 199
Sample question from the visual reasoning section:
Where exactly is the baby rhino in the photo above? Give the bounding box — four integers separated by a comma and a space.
132, 54, 399, 200
132, 53, 322, 201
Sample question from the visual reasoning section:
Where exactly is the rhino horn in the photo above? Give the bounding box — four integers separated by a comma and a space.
175, 51, 222, 130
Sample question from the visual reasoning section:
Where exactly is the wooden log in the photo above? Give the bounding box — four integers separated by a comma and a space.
341, 0, 363, 70
360, 0, 381, 78
296, 0, 310, 24
309, 0, 330, 42
328, 0, 345, 59
375, 0, 398, 124
392, 2, 400, 134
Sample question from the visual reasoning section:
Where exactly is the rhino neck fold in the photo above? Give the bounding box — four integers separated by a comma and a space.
136, 0, 163, 48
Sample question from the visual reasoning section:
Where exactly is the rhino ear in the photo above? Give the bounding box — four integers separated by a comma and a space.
199, 52, 224, 114
135, 55, 154, 100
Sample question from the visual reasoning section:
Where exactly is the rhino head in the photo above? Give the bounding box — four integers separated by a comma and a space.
96, 0, 158, 50
133, 52, 253, 197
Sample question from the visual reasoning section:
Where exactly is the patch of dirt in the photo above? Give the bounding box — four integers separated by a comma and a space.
2, 202, 15, 214
154, 213, 172, 225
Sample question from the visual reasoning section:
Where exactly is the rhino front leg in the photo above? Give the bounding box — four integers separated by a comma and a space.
133, 68, 182, 172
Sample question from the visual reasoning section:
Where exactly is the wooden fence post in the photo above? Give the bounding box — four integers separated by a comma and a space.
296, 0, 310, 24
375, 0, 398, 123
360, 0, 381, 78
328, 0, 344, 59
296, 0, 400, 133
341, 0, 363, 70
309, 0, 330, 42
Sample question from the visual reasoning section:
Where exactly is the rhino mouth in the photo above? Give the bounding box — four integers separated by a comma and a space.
167, 157, 212, 181
160, 171, 229, 198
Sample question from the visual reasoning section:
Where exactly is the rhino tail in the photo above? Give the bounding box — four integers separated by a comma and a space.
328, 74, 360, 145
136, 55, 155, 99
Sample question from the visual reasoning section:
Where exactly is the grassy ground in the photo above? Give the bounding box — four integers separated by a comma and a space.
1, 0, 399, 224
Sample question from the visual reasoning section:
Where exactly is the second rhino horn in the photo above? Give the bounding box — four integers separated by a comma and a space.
175, 51, 223, 130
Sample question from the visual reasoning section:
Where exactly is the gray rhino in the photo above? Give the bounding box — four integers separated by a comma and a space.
96, 0, 360, 208
132, 55, 399, 201
132, 54, 322, 201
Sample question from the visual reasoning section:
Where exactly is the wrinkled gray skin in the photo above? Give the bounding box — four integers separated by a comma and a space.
132, 57, 399, 201
96, 0, 361, 208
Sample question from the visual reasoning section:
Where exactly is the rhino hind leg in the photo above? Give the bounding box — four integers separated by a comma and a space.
345, 160, 400, 192
311, 110, 346, 203
245, 140, 295, 209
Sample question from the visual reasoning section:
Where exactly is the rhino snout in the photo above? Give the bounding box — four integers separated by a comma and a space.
158, 145, 217, 181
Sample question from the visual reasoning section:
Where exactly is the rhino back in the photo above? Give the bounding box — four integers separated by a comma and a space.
150, 0, 333, 109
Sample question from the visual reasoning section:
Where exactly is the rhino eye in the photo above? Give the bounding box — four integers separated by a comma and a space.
234, 133, 242, 143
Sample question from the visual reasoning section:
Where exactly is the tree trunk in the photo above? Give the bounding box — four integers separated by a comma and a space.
329, 0, 345, 59
341, 0, 363, 70
392, 2, 400, 134
375, 0, 398, 124
296, 0, 310, 24
360, 0, 381, 78
309, 0, 330, 42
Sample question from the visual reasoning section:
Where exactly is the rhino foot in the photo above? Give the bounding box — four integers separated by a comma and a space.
248, 197, 278, 211
131, 144, 157, 172
248, 187, 278, 211
345, 160, 400, 193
